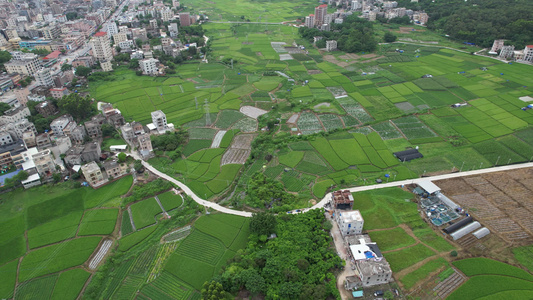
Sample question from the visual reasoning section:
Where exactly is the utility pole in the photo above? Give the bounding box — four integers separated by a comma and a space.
204, 99, 211, 126
195, 96, 198, 109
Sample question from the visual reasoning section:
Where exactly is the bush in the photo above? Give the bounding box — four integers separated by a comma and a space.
451, 250, 458, 257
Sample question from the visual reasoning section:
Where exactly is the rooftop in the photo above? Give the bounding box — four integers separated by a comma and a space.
94, 31, 107, 37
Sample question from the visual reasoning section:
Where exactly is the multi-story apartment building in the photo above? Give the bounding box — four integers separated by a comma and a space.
140, 58, 159, 75
35, 68, 53, 87
91, 31, 113, 62
32, 149, 56, 177
81, 161, 105, 186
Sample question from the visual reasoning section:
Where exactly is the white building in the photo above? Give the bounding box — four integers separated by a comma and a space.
81, 161, 105, 187
305, 15, 315, 28
350, 236, 393, 287
326, 40, 337, 52
91, 31, 113, 62
35, 68, 53, 87
336, 210, 364, 236
139, 58, 159, 75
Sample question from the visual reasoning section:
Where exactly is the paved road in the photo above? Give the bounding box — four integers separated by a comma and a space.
307, 162, 533, 212
129, 152, 252, 217
130, 151, 533, 217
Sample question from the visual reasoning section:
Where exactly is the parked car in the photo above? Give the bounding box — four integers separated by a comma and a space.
374, 290, 384, 297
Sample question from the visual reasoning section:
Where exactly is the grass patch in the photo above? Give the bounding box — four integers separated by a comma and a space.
368, 227, 416, 251
400, 257, 448, 290
453, 258, 533, 281
19, 237, 101, 282
384, 244, 436, 272
130, 198, 162, 229
50, 268, 91, 300
118, 225, 158, 251
77, 209, 119, 236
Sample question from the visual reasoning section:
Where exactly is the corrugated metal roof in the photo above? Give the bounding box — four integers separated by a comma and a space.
418, 180, 441, 194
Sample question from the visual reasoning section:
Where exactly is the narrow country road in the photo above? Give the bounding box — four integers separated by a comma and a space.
129, 151, 533, 218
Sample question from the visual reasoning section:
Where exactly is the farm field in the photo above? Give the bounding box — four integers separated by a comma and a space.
448, 258, 533, 300
0, 176, 133, 299
351, 188, 457, 291
94, 211, 251, 300
90, 19, 533, 208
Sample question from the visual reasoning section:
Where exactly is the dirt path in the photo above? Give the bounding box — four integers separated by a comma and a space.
154, 195, 167, 214
127, 206, 136, 231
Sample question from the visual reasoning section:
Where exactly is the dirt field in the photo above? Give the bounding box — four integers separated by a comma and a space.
221, 134, 255, 165
435, 168, 533, 245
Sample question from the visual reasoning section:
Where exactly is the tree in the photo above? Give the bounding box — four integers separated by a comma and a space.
384, 291, 394, 300
53, 173, 62, 183
57, 94, 95, 121
0, 50, 12, 64
101, 123, 115, 137
0, 102, 11, 114
134, 160, 144, 173
75, 66, 92, 77
129, 59, 139, 69
249, 212, 276, 236
451, 250, 458, 257
384, 31, 397, 43
118, 152, 127, 163
201, 281, 226, 300
61, 63, 73, 71
115, 46, 122, 53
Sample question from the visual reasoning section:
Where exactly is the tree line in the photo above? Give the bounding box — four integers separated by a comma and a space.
396, 0, 533, 48
299, 15, 377, 53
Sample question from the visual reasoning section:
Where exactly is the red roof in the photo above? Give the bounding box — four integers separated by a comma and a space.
527, 45, 533, 48
50, 87, 67, 92
44, 50, 61, 60
94, 32, 107, 37
318, 4, 327, 7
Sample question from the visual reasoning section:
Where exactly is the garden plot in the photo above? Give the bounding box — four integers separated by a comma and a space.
286, 113, 299, 124
392, 116, 437, 140
221, 134, 255, 165
89, 239, 113, 270
271, 42, 288, 53
231, 117, 257, 132
211, 130, 226, 148
372, 121, 403, 139
297, 111, 324, 134
337, 98, 374, 124
240, 106, 267, 119
327, 87, 347, 98
435, 170, 533, 244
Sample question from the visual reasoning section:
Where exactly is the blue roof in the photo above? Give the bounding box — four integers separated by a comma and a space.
352, 291, 364, 297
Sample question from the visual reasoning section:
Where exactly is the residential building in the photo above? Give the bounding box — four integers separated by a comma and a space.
69, 125, 87, 144
0, 131, 14, 146
352, 0, 362, 11
103, 159, 128, 178
82, 141, 102, 162
350, 236, 392, 287
332, 190, 354, 209
21, 173, 42, 189
62, 120, 78, 137
113, 32, 127, 44
305, 15, 315, 28
137, 132, 153, 158
50, 115, 74, 136
91, 31, 113, 62
1, 106, 30, 124
4, 119, 37, 140
72, 56, 96, 68
101, 61, 113, 72
179, 12, 191, 27
161, 7, 173, 22
35, 68, 54, 87
85, 114, 106, 138
130, 51, 144, 60
490, 39, 505, 54
22, 131, 36, 148
326, 40, 337, 52
168, 23, 178, 37
81, 161, 105, 186
107, 112, 125, 128
13, 88, 29, 105
499, 45, 515, 59
0, 140, 26, 168
50, 87, 69, 99
314, 4, 328, 26
32, 149, 56, 177
140, 58, 159, 75
54, 136, 72, 154
131, 28, 148, 41
523, 45, 533, 62
36, 133, 52, 150
336, 210, 364, 236
5, 53, 40, 75
151, 110, 167, 132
